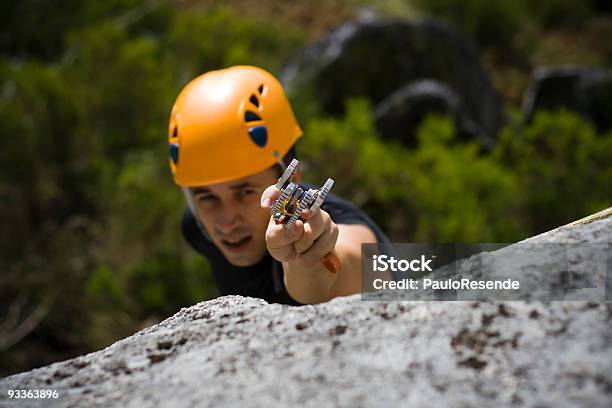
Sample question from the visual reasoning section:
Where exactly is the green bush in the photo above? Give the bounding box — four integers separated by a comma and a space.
408, 116, 525, 242
300, 99, 611, 242
2, 0, 610, 378
301, 101, 525, 241
495, 110, 612, 233
300, 99, 414, 238
166, 6, 304, 83
411, 0, 528, 50
410, 0, 596, 63
0, 2, 304, 375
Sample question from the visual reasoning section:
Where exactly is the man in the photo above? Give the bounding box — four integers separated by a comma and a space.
168, 65, 390, 305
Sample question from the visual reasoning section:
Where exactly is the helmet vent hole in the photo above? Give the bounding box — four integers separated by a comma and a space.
172, 126, 178, 138
244, 111, 262, 122
249, 94, 260, 108
248, 125, 268, 147
258, 84, 266, 95
169, 143, 179, 164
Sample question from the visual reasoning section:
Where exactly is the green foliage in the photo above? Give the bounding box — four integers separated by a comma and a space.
409, 116, 524, 241
410, 0, 597, 63
300, 100, 413, 238
301, 101, 525, 241
1, 0, 86, 60
0, 1, 303, 375
1, 0, 610, 377
0, 0, 171, 61
66, 21, 175, 158
165, 6, 304, 82
88, 266, 123, 303
495, 110, 612, 233
411, 0, 529, 50
301, 100, 610, 243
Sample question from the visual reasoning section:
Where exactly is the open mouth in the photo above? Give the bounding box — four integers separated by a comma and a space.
221, 236, 252, 251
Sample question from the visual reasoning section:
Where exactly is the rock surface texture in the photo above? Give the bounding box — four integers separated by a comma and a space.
1, 209, 611, 407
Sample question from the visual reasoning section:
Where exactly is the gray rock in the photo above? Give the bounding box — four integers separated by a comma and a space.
373, 79, 495, 148
281, 17, 505, 143
522, 66, 612, 132
1, 209, 611, 407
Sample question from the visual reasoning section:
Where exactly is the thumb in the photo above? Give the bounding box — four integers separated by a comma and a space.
261, 185, 281, 210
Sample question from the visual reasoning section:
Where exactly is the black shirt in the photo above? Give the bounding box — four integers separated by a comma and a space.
181, 189, 391, 306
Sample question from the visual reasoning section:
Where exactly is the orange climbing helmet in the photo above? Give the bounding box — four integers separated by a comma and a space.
167, 65, 302, 186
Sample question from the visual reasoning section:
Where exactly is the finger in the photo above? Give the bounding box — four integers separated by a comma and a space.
293, 213, 328, 253
298, 223, 339, 265
300, 202, 326, 219
305, 208, 328, 236
294, 221, 316, 254
261, 185, 281, 209
268, 241, 297, 263
300, 208, 314, 219
266, 218, 304, 250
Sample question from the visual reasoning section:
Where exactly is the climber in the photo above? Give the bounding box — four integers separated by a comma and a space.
167, 65, 391, 305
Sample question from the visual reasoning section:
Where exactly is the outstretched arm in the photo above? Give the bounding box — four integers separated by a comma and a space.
261, 185, 377, 304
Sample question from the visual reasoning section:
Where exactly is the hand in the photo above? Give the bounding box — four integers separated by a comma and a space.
260, 185, 339, 267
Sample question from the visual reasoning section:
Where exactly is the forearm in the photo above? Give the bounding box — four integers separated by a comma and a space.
282, 258, 340, 304
282, 224, 372, 304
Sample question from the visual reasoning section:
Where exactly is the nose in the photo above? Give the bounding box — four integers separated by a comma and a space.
215, 201, 243, 235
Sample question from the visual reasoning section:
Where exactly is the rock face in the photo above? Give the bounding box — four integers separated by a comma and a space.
373, 79, 495, 148
522, 66, 612, 132
1, 209, 611, 407
281, 17, 505, 145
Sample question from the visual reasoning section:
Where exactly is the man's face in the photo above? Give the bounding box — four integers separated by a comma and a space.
191, 167, 278, 267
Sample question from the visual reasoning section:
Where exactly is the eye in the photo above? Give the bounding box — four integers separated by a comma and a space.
196, 194, 218, 203
239, 189, 257, 198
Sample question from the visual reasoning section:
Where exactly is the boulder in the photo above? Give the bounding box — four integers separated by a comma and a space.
1, 208, 611, 407
281, 17, 505, 144
522, 66, 612, 132
373, 79, 495, 148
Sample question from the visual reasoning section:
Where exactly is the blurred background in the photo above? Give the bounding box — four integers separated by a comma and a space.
1, 0, 611, 376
